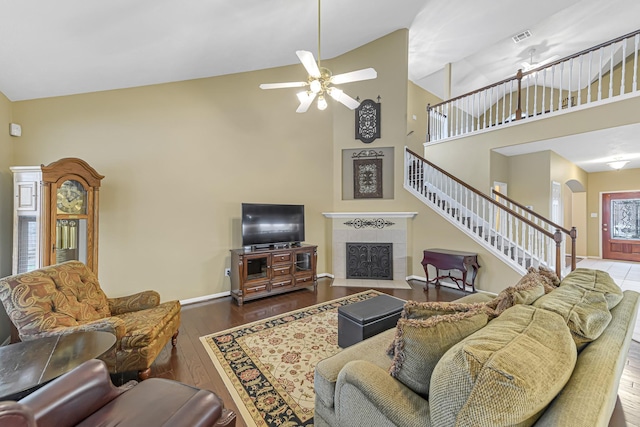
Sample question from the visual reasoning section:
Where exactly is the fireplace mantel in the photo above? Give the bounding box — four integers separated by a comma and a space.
325, 212, 416, 282
322, 212, 417, 219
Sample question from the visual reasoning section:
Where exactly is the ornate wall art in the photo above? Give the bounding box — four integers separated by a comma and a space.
355, 98, 381, 143
343, 218, 395, 229
353, 158, 382, 199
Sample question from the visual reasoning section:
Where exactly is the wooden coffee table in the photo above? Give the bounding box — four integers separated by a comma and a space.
0, 331, 116, 400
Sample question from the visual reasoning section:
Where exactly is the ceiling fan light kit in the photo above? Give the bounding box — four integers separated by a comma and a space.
607, 160, 629, 170
259, 0, 377, 113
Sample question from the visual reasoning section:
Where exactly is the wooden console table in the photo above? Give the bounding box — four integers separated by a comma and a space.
421, 248, 480, 293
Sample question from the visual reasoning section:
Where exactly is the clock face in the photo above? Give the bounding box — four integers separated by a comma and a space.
57, 180, 86, 214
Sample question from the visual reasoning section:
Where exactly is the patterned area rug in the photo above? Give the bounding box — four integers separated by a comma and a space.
200, 290, 383, 427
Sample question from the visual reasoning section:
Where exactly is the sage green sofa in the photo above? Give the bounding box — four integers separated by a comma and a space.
314, 269, 640, 427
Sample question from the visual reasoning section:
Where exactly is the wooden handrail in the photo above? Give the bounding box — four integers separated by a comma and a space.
407, 147, 576, 277
492, 189, 572, 235
406, 148, 554, 239
427, 74, 520, 111
493, 189, 577, 276
521, 28, 640, 78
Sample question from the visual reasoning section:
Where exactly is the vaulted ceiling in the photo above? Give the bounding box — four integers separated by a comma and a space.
1, 0, 639, 171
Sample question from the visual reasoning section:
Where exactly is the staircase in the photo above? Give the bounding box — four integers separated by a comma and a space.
404, 147, 576, 278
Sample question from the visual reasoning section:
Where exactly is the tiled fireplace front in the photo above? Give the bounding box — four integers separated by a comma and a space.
322, 212, 417, 283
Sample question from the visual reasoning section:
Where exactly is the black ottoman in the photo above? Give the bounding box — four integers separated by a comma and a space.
337, 294, 405, 348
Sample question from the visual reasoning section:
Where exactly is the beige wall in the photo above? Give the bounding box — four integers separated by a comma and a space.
8, 31, 426, 304
508, 151, 552, 217
0, 91, 13, 340
10, 59, 336, 301
587, 168, 640, 258
549, 151, 588, 230
407, 80, 441, 153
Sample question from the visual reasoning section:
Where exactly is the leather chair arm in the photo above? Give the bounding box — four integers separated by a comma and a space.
160, 390, 223, 427
0, 401, 36, 427
108, 290, 160, 315
18, 360, 133, 427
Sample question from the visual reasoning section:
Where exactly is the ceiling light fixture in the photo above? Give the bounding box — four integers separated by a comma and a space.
258, 0, 377, 113
607, 160, 629, 170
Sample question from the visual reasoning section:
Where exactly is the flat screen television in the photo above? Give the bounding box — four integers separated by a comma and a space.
241, 203, 305, 248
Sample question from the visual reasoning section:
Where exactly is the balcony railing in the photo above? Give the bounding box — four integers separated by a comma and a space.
427, 29, 640, 142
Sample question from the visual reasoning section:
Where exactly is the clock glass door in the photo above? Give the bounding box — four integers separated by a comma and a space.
55, 179, 89, 264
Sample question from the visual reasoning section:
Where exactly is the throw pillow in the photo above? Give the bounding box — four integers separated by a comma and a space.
533, 282, 612, 348
559, 268, 623, 309
487, 270, 546, 315
401, 300, 493, 320
536, 265, 560, 290
386, 300, 494, 356
388, 310, 489, 396
429, 305, 577, 427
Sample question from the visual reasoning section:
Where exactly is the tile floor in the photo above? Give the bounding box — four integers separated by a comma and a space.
576, 258, 640, 342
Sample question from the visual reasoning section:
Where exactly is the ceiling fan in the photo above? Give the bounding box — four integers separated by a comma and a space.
259, 0, 377, 113
522, 48, 559, 72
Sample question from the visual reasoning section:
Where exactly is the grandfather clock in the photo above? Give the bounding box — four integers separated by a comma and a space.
41, 158, 104, 275
11, 158, 104, 276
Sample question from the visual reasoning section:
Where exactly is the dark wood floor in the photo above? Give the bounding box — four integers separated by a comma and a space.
145, 278, 640, 427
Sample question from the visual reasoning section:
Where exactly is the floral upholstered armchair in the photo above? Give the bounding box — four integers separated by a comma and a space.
0, 261, 181, 380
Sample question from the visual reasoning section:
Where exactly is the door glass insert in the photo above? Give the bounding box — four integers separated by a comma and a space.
611, 198, 640, 240
246, 256, 268, 281
295, 251, 311, 273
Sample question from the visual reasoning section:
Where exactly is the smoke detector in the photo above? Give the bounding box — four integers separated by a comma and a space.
512, 30, 532, 43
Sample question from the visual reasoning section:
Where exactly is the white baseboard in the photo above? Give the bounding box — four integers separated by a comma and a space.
180, 291, 231, 306
181, 274, 333, 306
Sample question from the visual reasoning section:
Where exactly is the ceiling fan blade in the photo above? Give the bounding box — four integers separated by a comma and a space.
260, 81, 307, 90
328, 88, 360, 110
538, 55, 560, 67
331, 68, 377, 85
296, 50, 321, 79
296, 91, 316, 113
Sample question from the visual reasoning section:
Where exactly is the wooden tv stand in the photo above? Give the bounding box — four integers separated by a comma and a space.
229, 244, 317, 305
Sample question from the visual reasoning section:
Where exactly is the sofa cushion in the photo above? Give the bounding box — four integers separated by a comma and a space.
487, 269, 547, 315
48, 261, 111, 320
116, 301, 181, 350
388, 310, 488, 396
533, 282, 612, 347
315, 329, 395, 411
0, 261, 110, 337
560, 268, 623, 309
429, 305, 577, 427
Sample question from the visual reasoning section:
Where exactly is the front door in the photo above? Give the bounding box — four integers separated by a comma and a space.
602, 191, 640, 261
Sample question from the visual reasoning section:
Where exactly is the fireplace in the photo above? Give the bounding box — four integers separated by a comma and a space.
346, 243, 393, 280
322, 212, 417, 283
